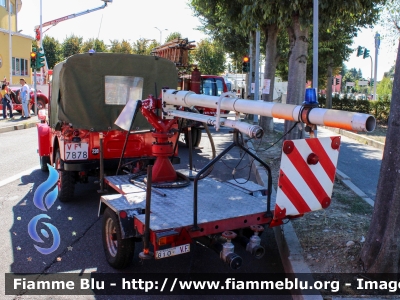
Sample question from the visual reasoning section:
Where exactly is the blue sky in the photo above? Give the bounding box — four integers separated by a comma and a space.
17, 0, 395, 80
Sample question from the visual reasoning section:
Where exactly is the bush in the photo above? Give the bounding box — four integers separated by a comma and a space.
370, 95, 391, 123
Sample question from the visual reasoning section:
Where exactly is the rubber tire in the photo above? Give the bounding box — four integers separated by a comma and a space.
102, 207, 135, 269
32, 98, 46, 114
184, 127, 202, 148
55, 149, 75, 202
40, 156, 51, 172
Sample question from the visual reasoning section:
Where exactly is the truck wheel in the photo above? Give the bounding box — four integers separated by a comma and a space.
184, 127, 202, 148
55, 149, 75, 202
102, 208, 135, 269
40, 156, 51, 172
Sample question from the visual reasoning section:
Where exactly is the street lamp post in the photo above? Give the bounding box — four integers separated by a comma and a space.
154, 27, 167, 44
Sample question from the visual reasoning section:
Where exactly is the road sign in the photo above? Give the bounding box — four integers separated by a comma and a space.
346, 82, 355, 87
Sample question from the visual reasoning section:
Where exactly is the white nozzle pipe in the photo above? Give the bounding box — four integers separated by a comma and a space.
162, 89, 376, 132
168, 110, 264, 139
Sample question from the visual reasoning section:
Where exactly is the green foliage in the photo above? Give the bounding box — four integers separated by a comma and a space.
81, 38, 108, 53
379, 0, 400, 46
376, 76, 393, 97
42, 36, 62, 69
109, 39, 133, 54
165, 32, 182, 43
370, 95, 391, 123
131, 38, 154, 55
61, 35, 83, 59
193, 39, 226, 75
318, 95, 391, 123
189, 0, 248, 60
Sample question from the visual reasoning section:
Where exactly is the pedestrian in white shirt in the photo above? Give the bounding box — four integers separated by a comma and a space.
19, 78, 30, 119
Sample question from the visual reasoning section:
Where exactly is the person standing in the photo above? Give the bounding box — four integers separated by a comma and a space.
1, 84, 13, 119
19, 78, 30, 119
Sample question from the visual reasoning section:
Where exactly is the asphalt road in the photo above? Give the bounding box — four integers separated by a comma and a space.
0, 127, 288, 300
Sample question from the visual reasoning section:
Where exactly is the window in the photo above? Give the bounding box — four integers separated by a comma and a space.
215, 78, 224, 96
105, 76, 143, 105
9, 2, 13, 14
12, 57, 28, 76
0, 0, 5, 8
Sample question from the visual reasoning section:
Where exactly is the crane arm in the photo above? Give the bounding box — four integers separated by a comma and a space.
34, 0, 111, 31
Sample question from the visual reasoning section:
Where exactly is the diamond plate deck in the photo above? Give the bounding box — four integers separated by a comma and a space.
101, 175, 275, 231
225, 179, 268, 196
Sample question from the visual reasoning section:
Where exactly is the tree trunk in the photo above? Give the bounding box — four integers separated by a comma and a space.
360, 40, 400, 273
259, 24, 279, 133
284, 14, 309, 140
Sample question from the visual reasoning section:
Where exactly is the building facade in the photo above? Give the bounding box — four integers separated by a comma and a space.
0, 0, 33, 85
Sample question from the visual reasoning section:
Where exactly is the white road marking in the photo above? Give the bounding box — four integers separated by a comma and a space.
0, 165, 40, 188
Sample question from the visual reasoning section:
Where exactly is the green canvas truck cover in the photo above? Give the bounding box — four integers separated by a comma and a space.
50, 53, 178, 131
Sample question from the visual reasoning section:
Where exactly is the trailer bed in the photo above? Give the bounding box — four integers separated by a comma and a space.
101, 173, 275, 231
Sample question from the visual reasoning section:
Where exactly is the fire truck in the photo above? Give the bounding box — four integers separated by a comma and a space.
151, 38, 230, 147
37, 52, 375, 269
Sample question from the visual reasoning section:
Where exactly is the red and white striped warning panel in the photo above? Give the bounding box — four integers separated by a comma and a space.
273, 136, 341, 221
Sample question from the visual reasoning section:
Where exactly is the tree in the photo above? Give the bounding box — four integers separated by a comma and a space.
360, 40, 400, 273
165, 32, 181, 43
61, 34, 83, 59
81, 38, 107, 53
132, 38, 158, 55
193, 39, 226, 75
109, 39, 132, 54
360, 0, 400, 273
42, 36, 62, 69
376, 76, 393, 97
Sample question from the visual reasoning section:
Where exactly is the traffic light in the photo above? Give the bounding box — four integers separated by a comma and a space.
30, 48, 37, 71
242, 55, 250, 73
356, 46, 363, 57
35, 28, 40, 41
36, 48, 46, 70
363, 48, 370, 59
336, 78, 340, 85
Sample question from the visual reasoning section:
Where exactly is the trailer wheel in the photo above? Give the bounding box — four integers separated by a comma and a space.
55, 149, 75, 202
102, 208, 135, 269
40, 156, 50, 172
184, 127, 202, 148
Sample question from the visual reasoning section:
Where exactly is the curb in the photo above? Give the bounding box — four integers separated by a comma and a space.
0, 119, 38, 133
248, 140, 323, 300
323, 126, 385, 150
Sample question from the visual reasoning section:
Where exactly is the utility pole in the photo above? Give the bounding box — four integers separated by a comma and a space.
253, 28, 260, 124
373, 32, 380, 100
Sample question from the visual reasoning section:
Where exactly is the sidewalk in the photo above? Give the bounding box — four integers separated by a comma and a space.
0, 113, 40, 133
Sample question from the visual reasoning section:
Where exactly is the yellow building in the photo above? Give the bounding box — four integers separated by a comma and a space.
0, 0, 33, 85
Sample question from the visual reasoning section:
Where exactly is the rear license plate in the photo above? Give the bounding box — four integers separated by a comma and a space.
155, 244, 190, 260
65, 143, 89, 160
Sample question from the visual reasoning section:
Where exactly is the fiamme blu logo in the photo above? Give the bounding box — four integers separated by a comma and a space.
28, 165, 61, 255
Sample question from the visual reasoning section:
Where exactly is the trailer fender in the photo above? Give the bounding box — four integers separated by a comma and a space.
37, 123, 51, 156
98, 202, 142, 239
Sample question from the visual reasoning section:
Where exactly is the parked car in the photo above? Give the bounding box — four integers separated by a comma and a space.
0, 86, 49, 114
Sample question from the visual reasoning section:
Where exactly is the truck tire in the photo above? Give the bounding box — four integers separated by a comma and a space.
184, 127, 202, 148
102, 208, 135, 269
40, 156, 51, 172
55, 149, 75, 202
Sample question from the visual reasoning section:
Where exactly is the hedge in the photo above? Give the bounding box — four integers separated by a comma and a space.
317, 95, 391, 123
